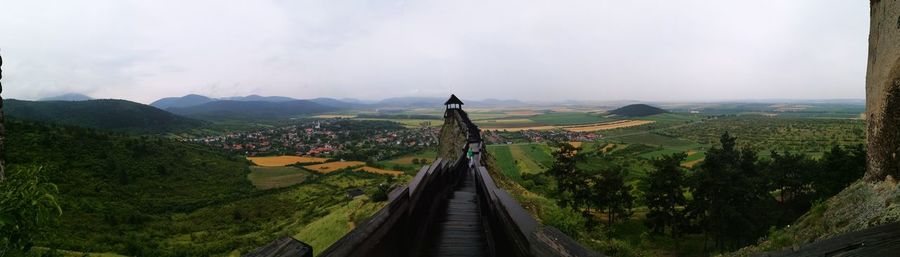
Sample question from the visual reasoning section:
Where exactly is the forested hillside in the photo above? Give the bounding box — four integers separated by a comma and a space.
4, 119, 391, 256
5, 99, 203, 133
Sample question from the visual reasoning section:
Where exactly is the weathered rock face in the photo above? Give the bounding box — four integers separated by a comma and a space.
437, 109, 470, 161
866, 0, 900, 181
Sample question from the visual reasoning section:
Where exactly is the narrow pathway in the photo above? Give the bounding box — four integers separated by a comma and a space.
424, 169, 487, 257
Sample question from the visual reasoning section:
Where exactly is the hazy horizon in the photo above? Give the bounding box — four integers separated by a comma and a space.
1, 0, 869, 103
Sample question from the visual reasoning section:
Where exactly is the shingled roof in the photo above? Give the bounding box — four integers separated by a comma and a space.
444, 94, 464, 105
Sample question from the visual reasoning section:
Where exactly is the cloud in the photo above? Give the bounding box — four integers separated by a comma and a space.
0, 0, 869, 103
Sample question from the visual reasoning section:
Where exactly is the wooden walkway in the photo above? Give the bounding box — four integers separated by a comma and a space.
422, 168, 487, 257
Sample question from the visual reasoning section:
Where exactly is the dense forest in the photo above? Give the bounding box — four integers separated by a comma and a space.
515, 133, 865, 255
4, 99, 204, 133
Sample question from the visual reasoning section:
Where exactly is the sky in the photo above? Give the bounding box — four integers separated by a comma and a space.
0, 0, 870, 104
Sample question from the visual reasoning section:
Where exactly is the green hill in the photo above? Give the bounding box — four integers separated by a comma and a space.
5, 99, 203, 133
608, 104, 669, 117
5, 120, 391, 256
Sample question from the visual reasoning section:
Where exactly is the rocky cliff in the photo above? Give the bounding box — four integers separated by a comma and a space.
866, 0, 900, 180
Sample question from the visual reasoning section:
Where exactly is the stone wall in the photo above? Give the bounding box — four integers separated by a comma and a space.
866, 0, 900, 180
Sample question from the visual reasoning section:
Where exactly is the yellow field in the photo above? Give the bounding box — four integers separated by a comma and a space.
303, 161, 366, 173
355, 166, 403, 176
562, 120, 655, 132
248, 156, 329, 166
482, 125, 559, 132
569, 141, 583, 148
601, 143, 617, 153
482, 120, 654, 132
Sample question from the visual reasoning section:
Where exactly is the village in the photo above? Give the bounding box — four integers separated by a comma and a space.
185, 118, 439, 162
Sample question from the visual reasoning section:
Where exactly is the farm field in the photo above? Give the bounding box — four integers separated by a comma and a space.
563, 120, 655, 132
486, 143, 554, 180
354, 118, 443, 128
248, 155, 328, 166
248, 166, 312, 189
387, 149, 437, 165
304, 161, 366, 173
355, 166, 404, 176
658, 116, 866, 156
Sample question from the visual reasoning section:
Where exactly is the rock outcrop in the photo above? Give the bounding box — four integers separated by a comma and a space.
866, 0, 900, 181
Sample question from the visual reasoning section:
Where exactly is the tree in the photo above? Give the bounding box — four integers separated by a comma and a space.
0, 166, 62, 256
548, 143, 582, 207
815, 144, 866, 199
687, 132, 771, 251
767, 150, 814, 225
644, 153, 688, 237
587, 165, 634, 227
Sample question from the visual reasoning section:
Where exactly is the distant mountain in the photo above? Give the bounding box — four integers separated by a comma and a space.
222, 94, 297, 102
376, 97, 445, 108
609, 104, 668, 117
38, 93, 93, 101
150, 94, 215, 109
5, 99, 203, 133
310, 97, 367, 109
470, 98, 525, 107
166, 100, 337, 120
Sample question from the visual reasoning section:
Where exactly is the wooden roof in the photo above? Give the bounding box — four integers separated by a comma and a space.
444, 94, 464, 105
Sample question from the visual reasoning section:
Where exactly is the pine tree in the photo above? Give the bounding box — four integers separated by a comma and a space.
644, 152, 688, 236
549, 143, 581, 207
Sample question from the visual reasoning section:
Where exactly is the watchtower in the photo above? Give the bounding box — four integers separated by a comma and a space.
444, 94, 463, 110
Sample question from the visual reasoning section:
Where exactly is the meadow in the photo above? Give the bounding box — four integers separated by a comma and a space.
247, 156, 328, 166
248, 166, 312, 189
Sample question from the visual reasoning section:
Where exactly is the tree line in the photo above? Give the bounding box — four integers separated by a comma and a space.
546, 132, 866, 252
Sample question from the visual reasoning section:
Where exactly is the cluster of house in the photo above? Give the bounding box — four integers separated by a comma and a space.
185, 119, 439, 157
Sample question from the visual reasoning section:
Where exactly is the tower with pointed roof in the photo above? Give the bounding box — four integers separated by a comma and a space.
444, 94, 463, 111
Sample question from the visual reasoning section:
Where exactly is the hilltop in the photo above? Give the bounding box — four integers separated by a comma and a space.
4, 99, 203, 133
608, 104, 668, 117
38, 93, 94, 101
150, 94, 215, 109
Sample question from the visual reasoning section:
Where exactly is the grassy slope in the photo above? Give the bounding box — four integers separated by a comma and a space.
727, 178, 900, 256
294, 196, 384, 256
248, 166, 313, 189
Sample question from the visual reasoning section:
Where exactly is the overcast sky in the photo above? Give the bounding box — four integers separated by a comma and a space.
0, 0, 870, 104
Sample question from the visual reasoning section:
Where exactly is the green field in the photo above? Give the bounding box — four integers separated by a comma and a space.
294, 196, 384, 256
527, 112, 612, 125
248, 166, 313, 189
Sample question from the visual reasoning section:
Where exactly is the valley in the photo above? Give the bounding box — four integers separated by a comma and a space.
2, 94, 870, 257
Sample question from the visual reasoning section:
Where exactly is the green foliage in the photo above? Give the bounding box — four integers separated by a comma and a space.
0, 166, 62, 256
643, 153, 688, 237
687, 132, 774, 251
4, 99, 203, 133
548, 143, 580, 207
544, 206, 588, 236
590, 167, 635, 227
609, 104, 668, 117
